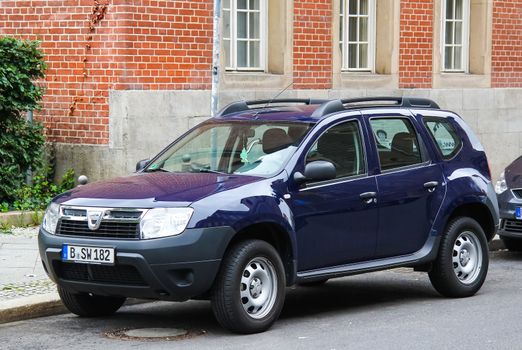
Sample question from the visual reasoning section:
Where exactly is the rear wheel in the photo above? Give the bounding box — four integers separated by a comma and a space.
58, 286, 126, 317
502, 237, 522, 252
211, 240, 286, 334
428, 217, 489, 298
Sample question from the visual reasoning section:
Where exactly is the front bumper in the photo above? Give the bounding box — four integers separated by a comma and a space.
497, 189, 522, 239
38, 226, 235, 301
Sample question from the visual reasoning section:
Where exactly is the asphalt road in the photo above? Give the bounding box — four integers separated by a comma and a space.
2, 250, 522, 350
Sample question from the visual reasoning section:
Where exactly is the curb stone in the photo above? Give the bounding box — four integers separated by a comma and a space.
0, 293, 152, 324
0, 292, 66, 324
0, 211, 42, 228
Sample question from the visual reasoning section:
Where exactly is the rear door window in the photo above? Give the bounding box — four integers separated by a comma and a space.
424, 117, 462, 159
369, 118, 423, 171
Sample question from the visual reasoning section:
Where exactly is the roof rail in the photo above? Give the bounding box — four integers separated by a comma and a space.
310, 100, 345, 119
310, 96, 440, 119
217, 98, 329, 117
340, 96, 440, 109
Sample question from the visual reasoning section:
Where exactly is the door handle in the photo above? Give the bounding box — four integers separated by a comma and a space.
423, 181, 439, 192
359, 192, 377, 204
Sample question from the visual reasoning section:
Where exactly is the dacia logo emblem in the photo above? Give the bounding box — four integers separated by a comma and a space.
87, 209, 105, 230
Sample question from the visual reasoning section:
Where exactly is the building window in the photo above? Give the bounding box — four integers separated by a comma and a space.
442, 0, 470, 72
223, 0, 267, 71
340, 0, 376, 72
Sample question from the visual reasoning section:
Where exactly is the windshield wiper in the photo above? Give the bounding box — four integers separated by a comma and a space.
193, 167, 227, 174
143, 168, 170, 173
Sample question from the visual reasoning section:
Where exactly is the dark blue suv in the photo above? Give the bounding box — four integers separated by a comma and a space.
39, 97, 499, 333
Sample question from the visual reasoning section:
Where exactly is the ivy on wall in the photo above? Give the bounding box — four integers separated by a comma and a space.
0, 37, 46, 204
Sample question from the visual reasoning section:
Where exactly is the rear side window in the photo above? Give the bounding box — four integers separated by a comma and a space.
424, 117, 462, 159
369, 118, 423, 171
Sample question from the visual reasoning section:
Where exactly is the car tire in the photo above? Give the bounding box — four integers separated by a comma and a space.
211, 239, 286, 334
298, 279, 329, 287
428, 217, 489, 298
501, 237, 522, 252
58, 286, 126, 317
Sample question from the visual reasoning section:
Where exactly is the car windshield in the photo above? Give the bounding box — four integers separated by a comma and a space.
145, 120, 314, 177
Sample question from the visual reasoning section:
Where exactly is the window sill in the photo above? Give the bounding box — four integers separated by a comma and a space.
335, 72, 397, 89
221, 72, 291, 90
433, 73, 490, 89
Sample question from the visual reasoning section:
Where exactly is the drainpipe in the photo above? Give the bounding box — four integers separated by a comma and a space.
26, 110, 33, 185
210, 0, 222, 169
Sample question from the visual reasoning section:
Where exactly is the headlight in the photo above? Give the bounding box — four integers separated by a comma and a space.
140, 208, 194, 239
495, 171, 508, 194
42, 202, 60, 234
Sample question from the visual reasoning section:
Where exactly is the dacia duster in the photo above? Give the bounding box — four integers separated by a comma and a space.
39, 97, 499, 333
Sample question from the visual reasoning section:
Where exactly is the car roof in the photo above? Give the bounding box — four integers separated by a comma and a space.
213, 97, 441, 123
214, 104, 323, 123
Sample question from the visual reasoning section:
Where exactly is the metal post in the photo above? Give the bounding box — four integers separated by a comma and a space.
210, 0, 222, 169
210, 0, 222, 118
26, 110, 33, 185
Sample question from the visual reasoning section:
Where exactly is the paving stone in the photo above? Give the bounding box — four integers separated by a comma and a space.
0, 279, 56, 300
0, 226, 52, 291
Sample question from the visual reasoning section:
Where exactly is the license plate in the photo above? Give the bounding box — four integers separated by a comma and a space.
517, 207, 522, 220
62, 244, 115, 265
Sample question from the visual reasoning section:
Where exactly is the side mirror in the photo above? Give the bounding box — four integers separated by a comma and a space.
294, 160, 336, 184
136, 159, 150, 172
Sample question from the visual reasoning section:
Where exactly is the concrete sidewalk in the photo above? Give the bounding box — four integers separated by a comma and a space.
0, 226, 66, 324
0, 226, 47, 286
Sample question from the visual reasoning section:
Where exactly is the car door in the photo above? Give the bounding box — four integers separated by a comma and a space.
288, 116, 379, 271
364, 110, 445, 258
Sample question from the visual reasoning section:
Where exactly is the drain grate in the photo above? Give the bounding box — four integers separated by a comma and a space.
104, 327, 206, 341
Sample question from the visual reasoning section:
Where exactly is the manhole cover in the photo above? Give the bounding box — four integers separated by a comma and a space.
125, 328, 188, 338
104, 327, 205, 341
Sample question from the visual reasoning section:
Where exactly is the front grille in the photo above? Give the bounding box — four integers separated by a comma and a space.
109, 211, 142, 219
57, 220, 140, 239
512, 189, 522, 199
63, 208, 87, 217
54, 262, 147, 286
503, 219, 522, 233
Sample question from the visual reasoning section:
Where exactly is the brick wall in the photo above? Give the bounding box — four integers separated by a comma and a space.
0, 0, 213, 145
491, 0, 522, 88
293, 0, 332, 89
112, 1, 213, 91
3, 0, 522, 146
398, 0, 434, 88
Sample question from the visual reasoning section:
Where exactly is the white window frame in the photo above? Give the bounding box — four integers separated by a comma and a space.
223, 0, 267, 71
441, 0, 470, 73
340, 0, 376, 72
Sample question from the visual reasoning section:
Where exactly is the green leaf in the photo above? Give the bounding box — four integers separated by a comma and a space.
0, 37, 46, 204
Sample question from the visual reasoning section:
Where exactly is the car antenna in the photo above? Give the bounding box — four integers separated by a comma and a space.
253, 81, 293, 119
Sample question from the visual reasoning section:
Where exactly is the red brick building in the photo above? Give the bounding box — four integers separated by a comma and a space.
1, 0, 521, 180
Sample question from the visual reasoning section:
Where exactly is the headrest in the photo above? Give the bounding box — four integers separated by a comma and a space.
262, 128, 292, 154
391, 132, 415, 154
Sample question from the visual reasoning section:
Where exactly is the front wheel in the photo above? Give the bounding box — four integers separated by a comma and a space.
58, 286, 126, 317
211, 240, 286, 334
428, 217, 489, 298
